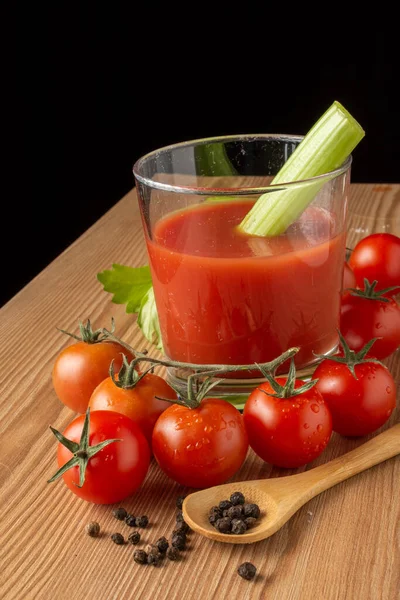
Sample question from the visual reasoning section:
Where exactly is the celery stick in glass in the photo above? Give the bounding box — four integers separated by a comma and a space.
238, 101, 365, 237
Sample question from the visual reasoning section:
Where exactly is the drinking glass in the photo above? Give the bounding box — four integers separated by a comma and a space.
133, 135, 351, 402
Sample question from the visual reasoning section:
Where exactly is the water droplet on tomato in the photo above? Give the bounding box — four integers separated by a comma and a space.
229, 420, 237, 428
195, 440, 203, 450
204, 425, 213, 433
311, 404, 320, 413
317, 424, 323, 432
186, 444, 194, 452
202, 437, 211, 445
386, 386, 391, 394
292, 403, 300, 409
304, 423, 310, 429
386, 409, 393, 417
376, 322, 382, 329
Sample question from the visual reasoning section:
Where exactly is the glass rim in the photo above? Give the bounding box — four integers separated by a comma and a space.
132, 133, 352, 196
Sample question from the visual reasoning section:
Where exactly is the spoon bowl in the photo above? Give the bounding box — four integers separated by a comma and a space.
183, 423, 400, 544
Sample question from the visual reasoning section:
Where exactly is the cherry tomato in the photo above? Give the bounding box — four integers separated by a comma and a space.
243, 380, 332, 468
340, 293, 400, 359
89, 373, 176, 445
54, 411, 150, 504
313, 358, 396, 437
53, 341, 134, 413
152, 399, 249, 488
349, 233, 400, 296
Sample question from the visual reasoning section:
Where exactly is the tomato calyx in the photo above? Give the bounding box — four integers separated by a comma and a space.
156, 375, 224, 409
58, 318, 117, 344
346, 279, 400, 303
256, 358, 317, 399
316, 331, 384, 379
109, 354, 152, 389
47, 408, 121, 487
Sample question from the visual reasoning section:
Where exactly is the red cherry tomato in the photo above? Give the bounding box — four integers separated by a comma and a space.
349, 233, 400, 296
152, 399, 249, 488
340, 293, 400, 359
89, 373, 176, 445
53, 341, 134, 414
313, 357, 396, 436
243, 379, 332, 468
54, 411, 150, 504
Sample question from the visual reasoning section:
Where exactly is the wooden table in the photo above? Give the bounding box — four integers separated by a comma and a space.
0, 184, 399, 600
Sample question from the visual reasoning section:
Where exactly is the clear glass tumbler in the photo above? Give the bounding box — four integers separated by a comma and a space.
133, 135, 351, 401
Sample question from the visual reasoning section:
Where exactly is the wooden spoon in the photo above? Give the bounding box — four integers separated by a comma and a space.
182, 423, 400, 544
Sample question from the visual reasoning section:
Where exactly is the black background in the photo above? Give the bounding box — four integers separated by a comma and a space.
3, 7, 399, 307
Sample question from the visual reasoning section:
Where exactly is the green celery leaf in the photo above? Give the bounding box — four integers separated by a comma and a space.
97, 264, 153, 313
137, 287, 163, 351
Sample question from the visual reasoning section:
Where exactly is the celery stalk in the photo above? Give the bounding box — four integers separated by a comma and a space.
238, 101, 365, 236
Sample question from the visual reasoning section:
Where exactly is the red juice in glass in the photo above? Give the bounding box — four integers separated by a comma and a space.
134, 134, 351, 392
146, 200, 346, 371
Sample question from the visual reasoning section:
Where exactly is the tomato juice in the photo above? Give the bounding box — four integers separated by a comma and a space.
146, 200, 346, 371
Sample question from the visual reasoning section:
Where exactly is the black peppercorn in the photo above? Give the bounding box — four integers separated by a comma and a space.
173, 521, 189, 535
219, 500, 233, 512
171, 532, 186, 550
135, 516, 149, 528
209, 506, 222, 524
155, 536, 169, 553
227, 505, 243, 520
176, 496, 186, 509
125, 515, 136, 527
128, 531, 141, 545
238, 562, 257, 580
145, 543, 159, 555
166, 547, 179, 561
113, 507, 128, 520
230, 491, 245, 506
147, 551, 161, 566
85, 522, 100, 537
244, 517, 257, 529
111, 533, 125, 545
175, 510, 184, 523
133, 549, 148, 564
215, 517, 232, 533
231, 519, 247, 535
243, 503, 260, 519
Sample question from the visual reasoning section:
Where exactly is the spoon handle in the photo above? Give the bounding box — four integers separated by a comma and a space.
296, 423, 400, 501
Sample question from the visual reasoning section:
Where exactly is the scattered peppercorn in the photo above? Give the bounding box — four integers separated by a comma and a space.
145, 543, 159, 555
113, 507, 128, 521
173, 521, 189, 535
125, 515, 136, 527
175, 510, 184, 523
85, 521, 100, 537
128, 531, 141, 545
215, 517, 232, 533
230, 491, 245, 506
147, 551, 161, 566
176, 496, 185, 509
231, 519, 247, 535
244, 517, 257, 529
166, 547, 179, 561
219, 500, 233, 512
243, 503, 261, 519
171, 532, 186, 550
155, 536, 169, 554
238, 562, 257, 581
227, 505, 243, 520
136, 516, 149, 528
111, 533, 125, 545
133, 549, 148, 564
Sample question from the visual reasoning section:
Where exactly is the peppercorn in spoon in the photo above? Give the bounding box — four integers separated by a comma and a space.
183, 423, 400, 544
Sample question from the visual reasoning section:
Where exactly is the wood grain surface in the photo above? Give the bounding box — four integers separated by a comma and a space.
0, 184, 399, 600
